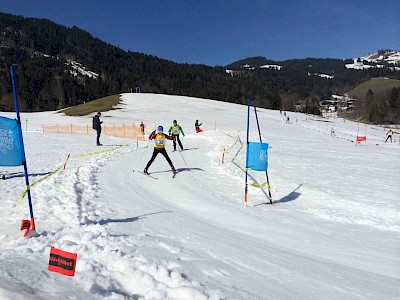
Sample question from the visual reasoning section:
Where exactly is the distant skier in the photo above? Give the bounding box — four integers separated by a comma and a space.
168, 120, 185, 151
331, 128, 336, 137
195, 120, 203, 133
384, 129, 394, 143
143, 126, 176, 175
140, 121, 146, 135
92, 112, 103, 146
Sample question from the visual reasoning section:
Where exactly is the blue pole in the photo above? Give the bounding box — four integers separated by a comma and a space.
252, 101, 272, 204
10, 65, 36, 231
244, 99, 251, 206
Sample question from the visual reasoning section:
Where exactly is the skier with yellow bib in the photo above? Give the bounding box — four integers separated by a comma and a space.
168, 120, 185, 151
144, 126, 176, 175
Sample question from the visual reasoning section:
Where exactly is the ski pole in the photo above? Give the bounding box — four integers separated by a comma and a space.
133, 141, 149, 171
179, 150, 189, 170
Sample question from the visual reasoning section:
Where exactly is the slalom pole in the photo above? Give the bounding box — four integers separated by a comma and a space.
253, 101, 272, 204
244, 99, 251, 207
10, 65, 36, 231
356, 123, 360, 146
63, 154, 71, 170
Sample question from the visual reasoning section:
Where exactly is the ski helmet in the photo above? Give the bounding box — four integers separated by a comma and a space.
173, 120, 177, 124
157, 126, 163, 132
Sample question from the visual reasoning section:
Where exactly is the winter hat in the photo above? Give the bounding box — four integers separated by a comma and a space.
157, 126, 163, 132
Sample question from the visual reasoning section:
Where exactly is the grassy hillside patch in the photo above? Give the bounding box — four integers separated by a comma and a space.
347, 78, 400, 99
60, 94, 121, 116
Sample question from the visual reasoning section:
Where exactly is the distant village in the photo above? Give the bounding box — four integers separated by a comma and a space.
319, 94, 356, 113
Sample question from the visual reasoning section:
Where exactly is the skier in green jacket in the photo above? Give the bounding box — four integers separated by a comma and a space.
168, 120, 185, 151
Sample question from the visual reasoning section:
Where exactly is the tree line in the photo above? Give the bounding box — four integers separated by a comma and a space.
0, 12, 399, 124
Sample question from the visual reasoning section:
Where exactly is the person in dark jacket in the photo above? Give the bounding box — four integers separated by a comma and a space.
144, 126, 176, 175
92, 112, 103, 146
195, 120, 203, 133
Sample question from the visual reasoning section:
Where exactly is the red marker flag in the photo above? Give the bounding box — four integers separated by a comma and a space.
20, 219, 31, 237
20, 220, 31, 230
48, 247, 77, 277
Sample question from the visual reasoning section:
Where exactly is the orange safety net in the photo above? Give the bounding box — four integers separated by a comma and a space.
43, 123, 145, 141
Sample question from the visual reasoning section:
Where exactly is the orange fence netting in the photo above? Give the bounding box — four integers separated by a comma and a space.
42, 123, 145, 141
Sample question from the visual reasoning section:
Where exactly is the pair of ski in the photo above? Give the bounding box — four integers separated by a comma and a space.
133, 170, 177, 179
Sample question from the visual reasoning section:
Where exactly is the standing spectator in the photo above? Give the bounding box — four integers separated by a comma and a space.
92, 112, 103, 146
168, 120, 185, 151
140, 121, 146, 135
143, 126, 176, 175
195, 120, 203, 133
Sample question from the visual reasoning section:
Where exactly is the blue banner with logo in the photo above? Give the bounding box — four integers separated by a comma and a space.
0, 116, 25, 166
246, 142, 268, 171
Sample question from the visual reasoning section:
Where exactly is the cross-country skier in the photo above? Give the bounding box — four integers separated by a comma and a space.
168, 120, 185, 151
143, 126, 176, 175
195, 120, 203, 133
384, 129, 394, 143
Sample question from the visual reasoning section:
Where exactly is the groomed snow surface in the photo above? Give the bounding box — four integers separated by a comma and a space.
0, 93, 399, 300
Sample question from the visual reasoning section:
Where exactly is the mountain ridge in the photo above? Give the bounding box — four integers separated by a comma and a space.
0, 12, 399, 124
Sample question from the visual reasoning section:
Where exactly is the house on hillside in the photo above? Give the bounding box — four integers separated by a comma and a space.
320, 94, 356, 113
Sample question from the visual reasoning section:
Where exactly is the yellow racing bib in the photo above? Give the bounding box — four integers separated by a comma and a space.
154, 133, 166, 148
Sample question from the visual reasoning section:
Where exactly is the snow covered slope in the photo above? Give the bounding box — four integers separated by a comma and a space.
345, 50, 400, 71
0, 93, 399, 299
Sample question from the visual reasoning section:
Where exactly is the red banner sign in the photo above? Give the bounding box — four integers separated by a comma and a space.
48, 247, 77, 277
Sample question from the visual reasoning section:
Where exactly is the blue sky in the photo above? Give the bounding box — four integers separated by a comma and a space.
1, 0, 399, 66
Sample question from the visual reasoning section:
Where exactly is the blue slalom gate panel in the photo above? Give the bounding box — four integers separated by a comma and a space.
246, 142, 269, 171
0, 116, 25, 166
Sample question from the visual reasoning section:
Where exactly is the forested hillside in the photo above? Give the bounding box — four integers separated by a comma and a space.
0, 12, 399, 123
